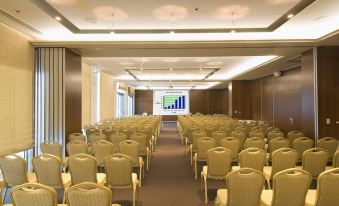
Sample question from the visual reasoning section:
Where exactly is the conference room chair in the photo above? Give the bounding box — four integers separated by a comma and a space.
267, 131, 285, 144
131, 132, 151, 171
219, 125, 232, 136
190, 130, 207, 165
287, 131, 305, 147
244, 137, 266, 151
259, 122, 270, 133
220, 137, 241, 162
266, 126, 280, 135
102, 128, 115, 141
93, 140, 114, 170
110, 133, 128, 153
67, 154, 105, 185
41, 141, 68, 169
246, 122, 258, 133
88, 133, 106, 148
120, 128, 133, 139
305, 168, 339, 206
205, 125, 218, 137
68, 133, 86, 142
264, 148, 298, 188
317, 137, 338, 162
9, 183, 62, 206
261, 168, 312, 206
85, 128, 99, 139
229, 131, 247, 149
193, 137, 215, 180
212, 131, 227, 147
32, 154, 71, 191
66, 140, 89, 157
137, 127, 153, 152
185, 126, 200, 151
0, 155, 36, 202
300, 148, 328, 179
293, 137, 314, 162
250, 126, 264, 133
201, 147, 232, 204
64, 182, 121, 206
104, 154, 139, 206
215, 168, 265, 206
268, 137, 289, 160
119, 140, 144, 186
248, 130, 265, 139
232, 148, 266, 172
333, 151, 339, 168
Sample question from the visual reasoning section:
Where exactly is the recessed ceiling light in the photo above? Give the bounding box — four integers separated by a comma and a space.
170, 30, 175, 34
287, 14, 294, 19
110, 31, 115, 34
230, 30, 236, 33
55, 16, 62, 21
169, 68, 173, 71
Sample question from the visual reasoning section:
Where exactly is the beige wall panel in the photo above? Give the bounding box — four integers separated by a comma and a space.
100, 72, 116, 121
81, 62, 91, 127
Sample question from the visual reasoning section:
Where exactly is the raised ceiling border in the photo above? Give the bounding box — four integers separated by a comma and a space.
30, 0, 316, 34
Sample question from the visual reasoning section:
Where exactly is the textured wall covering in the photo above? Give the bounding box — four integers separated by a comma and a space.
100, 72, 116, 121
82, 62, 91, 127
0, 22, 34, 155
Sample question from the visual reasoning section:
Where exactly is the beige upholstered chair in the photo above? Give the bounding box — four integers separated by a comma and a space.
205, 126, 217, 137
220, 137, 241, 162
131, 132, 151, 170
212, 131, 227, 146
102, 128, 115, 141
64, 182, 121, 206
266, 126, 280, 135
67, 154, 106, 185
261, 168, 312, 206
268, 137, 289, 160
190, 130, 207, 165
215, 168, 265, 206
233, 148, 266, 172
120, 128, 133, 139
201, 147, 232, 204
249, 131, 265, 139
0, 155, 36, 201
267, 131, 285, 143
88, 133, 106, 147
219, 126, 232, 136
230, 131, 246, 149
93, 140, 114, 168
333, 151, 339, 168
250, 126, 265, 133
85, 128, 99, 139
66, 140, 89, 156
193, 137, 215, 179
32, 154, 71, 189
104, 154, 139, 206
244, 137, 265, 150
305, 168, 339, 206
110, 133, 128, 153
264, 148, 298, 185
287, 131, 304, 147
301, 148, 328, 179
69, 133, 86, 142
41, 141, 63, 160
119, 140, 144, 186
10, 183, 59, 206
293, 137, 314, 161
317, 137, 338, 162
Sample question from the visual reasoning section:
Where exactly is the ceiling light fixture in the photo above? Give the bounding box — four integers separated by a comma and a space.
170, 30, 175, 34
55, 16, 62, 21
230, 30, 236, 33
287, 14, 294, 19
110, 31, 115, 34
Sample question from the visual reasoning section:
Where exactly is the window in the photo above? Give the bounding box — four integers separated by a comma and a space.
128, 95, 134, 116
117, 92, 125, 118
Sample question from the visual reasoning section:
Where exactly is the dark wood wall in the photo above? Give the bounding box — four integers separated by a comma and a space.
317, 46, 339, 139
65, 49, 82, 140
135, 90, 153, 115
229, 81, 252, 119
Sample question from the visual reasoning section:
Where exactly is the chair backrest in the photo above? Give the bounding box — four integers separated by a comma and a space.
10, 183, 57, 206
205, 126, 217, 137
226, 168, 265, 206
239, 148, 266, 172
69, 133, 86, 142
248, 131, 265, 139
333, 151, 339, 168
244, 137, 265, 150
287, 131, 304, 147
104, 154, 133, 188
196, 137, 215, 160
266, 126, 280, 135
318, 137, 338, 161
271, 148, 298, 178
68, 154, 98, 185
88, 133, 106, 146
192, 130, 207, 150
120, 129, 133, 139
119, 140, 140, 166
0, 154, 29, 186
269, 137, 289, 158
212, 131, 227, 146
102, 128, 115, 141
66, 140, 89, 156
32, 154, 63, 188
206, 147, 232, 179
187, 126, 200, 143
271, 168, 312, 206
249, 126, 264, 133
41, 141, 62, 159
230, 131, 247, 149
219, 126, 232, 136
93, 140, 114, 166
302, 148, 328, 178
85, 128, 99, 138
110, 133, 128, 153
130, 132, 148, 153
293, 137, 314, 160
267, 131, 285, 143
314, 168, 339, 206
220, 137, 241, 161
65, 182, 113, 206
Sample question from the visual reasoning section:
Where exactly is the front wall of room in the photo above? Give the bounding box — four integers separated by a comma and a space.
0, 22, 34, 152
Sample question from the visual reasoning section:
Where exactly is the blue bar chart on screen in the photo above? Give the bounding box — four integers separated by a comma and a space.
153, 90, 189, 115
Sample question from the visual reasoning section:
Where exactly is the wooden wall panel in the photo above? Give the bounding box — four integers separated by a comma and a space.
261, 76, 274, 124
135, 90, 153, 115
190, 90, 209, 114
230, 81, 252, 119
65, 49, 82, 140
251, 79, 262, 121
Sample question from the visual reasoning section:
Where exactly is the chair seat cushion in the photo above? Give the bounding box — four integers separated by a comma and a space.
263, 166, 272, 179
97, 173, 106, 184
260, 190, 273, 206
215, 189, 227, 206
305, 190, 317, 206
62, 173, 71, 188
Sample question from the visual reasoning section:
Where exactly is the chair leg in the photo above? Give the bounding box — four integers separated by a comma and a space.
204, 177, 208, 204
3, 187, 8, 203
132, 187, 136, 206
146, 153, 149, 171
139, 166, 142, 187
194, 158, 198, 180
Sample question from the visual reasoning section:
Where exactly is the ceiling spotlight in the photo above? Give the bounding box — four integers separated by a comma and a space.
169, 68, 173, 71
170, 30, 175, 34
110, 31, 115, 34
55, 16, 62, 21
287, 14, 294, 19
230, 30, 236, 33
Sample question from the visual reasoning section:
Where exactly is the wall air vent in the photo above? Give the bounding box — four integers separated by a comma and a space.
0, 8, 42, 36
